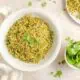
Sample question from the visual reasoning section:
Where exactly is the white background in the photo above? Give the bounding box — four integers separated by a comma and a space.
0, 0, 80, 80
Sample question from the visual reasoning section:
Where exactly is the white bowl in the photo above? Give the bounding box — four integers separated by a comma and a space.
0, 9, 61, 71
66, 0, 80, 24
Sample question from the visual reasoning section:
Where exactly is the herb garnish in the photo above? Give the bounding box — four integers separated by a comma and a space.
50, 70, 62, 78
27, 1, 32, 7
41, 2, 47, 7
54, 70, 62, 78
23, 33, 39, 46
52, 1, 56, 4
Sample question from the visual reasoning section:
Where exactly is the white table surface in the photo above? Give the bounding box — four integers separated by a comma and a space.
1, 0, 80, 80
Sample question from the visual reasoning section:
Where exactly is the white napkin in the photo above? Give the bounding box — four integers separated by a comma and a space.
0, 63, 23, 80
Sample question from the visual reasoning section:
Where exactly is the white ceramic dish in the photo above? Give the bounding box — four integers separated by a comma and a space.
0, 8, 61, 71
66, 0, 80, 24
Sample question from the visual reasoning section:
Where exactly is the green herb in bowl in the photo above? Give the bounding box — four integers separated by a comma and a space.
66, 37, 80, 68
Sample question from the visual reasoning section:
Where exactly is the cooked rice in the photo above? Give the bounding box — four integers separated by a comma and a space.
6, 15, 53, 63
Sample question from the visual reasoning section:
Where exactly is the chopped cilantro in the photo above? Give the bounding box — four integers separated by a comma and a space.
66, 37, 80, 68
28, 1, 32, 7
50, 70, 62, 78
41, 2, 47, 7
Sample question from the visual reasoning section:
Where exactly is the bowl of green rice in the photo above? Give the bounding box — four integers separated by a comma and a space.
66, 0, 80, 24
0, 9, 61, 71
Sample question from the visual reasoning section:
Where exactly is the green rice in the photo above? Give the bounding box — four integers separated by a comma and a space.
67, 0, 80, 14
6, 15, 53, 64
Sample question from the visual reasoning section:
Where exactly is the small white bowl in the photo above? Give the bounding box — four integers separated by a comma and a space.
0, 9, 61, 71
64, 48, 80, 70
66, 0, 80, 24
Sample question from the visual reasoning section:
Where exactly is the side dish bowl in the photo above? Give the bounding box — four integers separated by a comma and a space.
0, 9, 61, 71
64, 38, 80, 70
65, 49, 80, 70
66, 0, 80, 24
